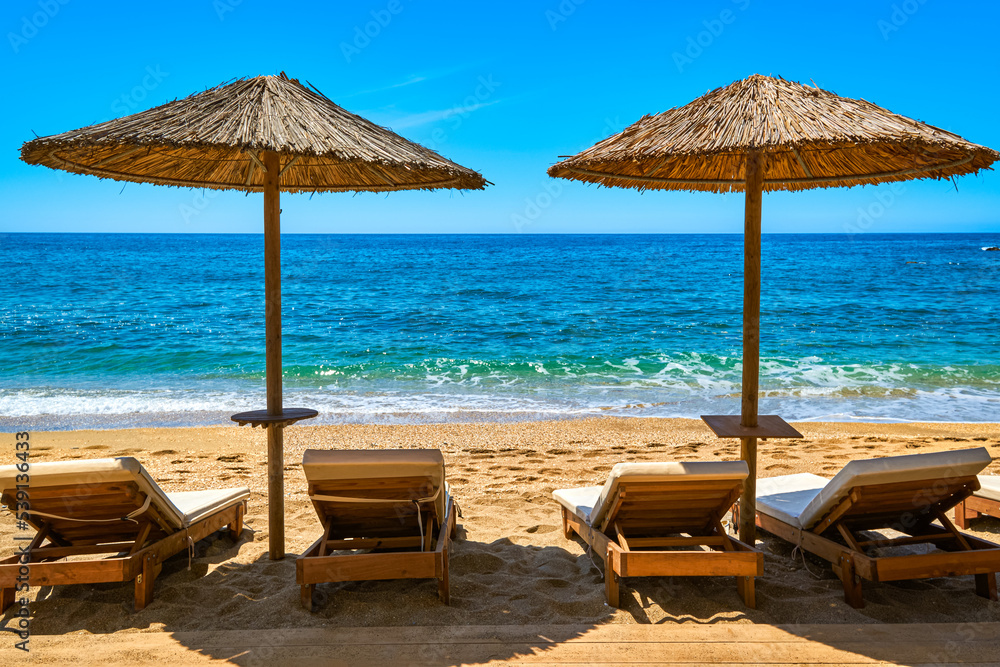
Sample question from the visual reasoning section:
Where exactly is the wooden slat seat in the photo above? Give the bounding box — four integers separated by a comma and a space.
0, 457, 247, 611
755, 448, 1000, 608
296, 449, 457, 611
553, 461, 762, 608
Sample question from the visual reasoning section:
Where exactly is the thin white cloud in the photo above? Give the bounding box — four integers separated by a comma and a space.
334, 61, 493, 101
385, 99, 503, 129
336, 75, 428, 100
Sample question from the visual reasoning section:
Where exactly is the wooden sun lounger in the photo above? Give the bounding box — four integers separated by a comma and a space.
0, 457, 248, 611
296, 449, 457, 611
553, 461, 763, 608
955, 475, 1000, 529
755, 448, 1000, 608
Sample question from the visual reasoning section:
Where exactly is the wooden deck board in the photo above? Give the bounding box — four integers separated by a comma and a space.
6, 623, 999, 665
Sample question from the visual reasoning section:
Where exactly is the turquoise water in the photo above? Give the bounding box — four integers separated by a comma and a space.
1, 233, 998, 429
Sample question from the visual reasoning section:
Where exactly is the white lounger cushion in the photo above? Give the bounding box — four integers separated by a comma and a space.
302, 449, 447, 519
0, 457, 248, 530
757, 448, 991, 530
553, 460, 749, 528
552, 486, 603, 523
167, 488, 251, 525
978, 476, 1000, 503
755, 473, 829, 528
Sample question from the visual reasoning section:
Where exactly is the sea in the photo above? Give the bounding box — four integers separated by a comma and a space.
1, 233, 998, 431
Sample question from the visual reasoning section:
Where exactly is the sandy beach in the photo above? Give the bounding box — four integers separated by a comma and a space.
2, 417, 999, 640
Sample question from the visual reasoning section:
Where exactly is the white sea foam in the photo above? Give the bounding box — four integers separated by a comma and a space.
2, 375, 998, 431
3, 353, 995, 427
0, 387, 261, 417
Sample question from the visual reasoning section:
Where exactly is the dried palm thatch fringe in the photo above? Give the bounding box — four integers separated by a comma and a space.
21, 73, 487, 193
548, 74, 998, 193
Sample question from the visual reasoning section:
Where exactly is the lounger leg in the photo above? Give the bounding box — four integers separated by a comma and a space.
975, 572, 998, 601
449, 499, 459, 540
0, 587, 14, 612
229, 502, 245, 541
737, 575, 756, 609
135, 553, 157, 611
954, 500, 977, 530
300, 584, 315, 612
438, 544, 450, 605
605, 571, 620, 607
562, 508, 574, 539
836, 553, 864, 609
604, 546, 620, 607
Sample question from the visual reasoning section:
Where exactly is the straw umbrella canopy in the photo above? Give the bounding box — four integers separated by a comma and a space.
21, 72, 488, 559
549, 74, 998, 543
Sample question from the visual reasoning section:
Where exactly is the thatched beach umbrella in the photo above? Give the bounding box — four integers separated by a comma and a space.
21, 72, 487, 559
549, 74, 997, 543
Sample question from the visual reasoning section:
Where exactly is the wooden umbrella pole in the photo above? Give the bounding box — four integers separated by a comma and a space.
263, 150, 285, 560
739, 150, 763, 545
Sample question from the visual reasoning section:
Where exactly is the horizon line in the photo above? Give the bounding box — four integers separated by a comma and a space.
2, 230, 999, 236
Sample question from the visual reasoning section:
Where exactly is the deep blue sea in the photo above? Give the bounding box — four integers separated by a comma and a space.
1, 233, 998, 430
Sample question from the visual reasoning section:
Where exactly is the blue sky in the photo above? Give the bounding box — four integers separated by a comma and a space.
2, 0, 998, 234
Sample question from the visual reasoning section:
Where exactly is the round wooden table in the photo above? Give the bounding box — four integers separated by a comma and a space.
230, 408, 319, 429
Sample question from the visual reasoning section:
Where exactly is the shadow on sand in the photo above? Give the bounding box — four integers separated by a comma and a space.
2, 517, 999, 665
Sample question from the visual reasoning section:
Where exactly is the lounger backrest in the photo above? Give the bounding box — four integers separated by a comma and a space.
588, 461, 749, 532
302, 449, 447, 534
978, 476, 1000, 503
797, 447, 991, 531
0, 457, 186, 542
